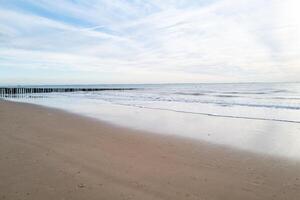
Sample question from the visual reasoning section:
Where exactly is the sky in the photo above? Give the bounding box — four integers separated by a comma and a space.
0, 0, 300, 84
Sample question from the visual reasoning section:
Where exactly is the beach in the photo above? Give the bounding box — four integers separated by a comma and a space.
1, 100, 300, 200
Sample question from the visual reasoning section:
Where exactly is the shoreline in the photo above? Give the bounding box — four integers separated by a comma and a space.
1, 100, 300, 199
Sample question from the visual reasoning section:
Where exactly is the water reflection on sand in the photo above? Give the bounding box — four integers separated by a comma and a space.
12, 96, 300, 160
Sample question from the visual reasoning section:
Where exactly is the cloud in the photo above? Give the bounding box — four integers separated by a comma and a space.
0, 0, 300, 84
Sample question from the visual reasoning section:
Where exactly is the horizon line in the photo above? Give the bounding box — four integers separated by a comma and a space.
0, 81, 299, 87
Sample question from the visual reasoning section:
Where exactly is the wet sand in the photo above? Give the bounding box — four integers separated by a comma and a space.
0, 100, 300, 200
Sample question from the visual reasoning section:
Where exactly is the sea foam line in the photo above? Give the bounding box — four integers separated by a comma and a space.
111, 102, 300, 124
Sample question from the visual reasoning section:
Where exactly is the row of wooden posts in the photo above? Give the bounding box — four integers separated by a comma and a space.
0, 87, 135, 98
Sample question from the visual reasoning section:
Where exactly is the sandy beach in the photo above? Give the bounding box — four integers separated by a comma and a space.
1, 100, 300, 200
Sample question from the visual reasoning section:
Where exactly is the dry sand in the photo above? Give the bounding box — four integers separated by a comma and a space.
0, 100, 300, 200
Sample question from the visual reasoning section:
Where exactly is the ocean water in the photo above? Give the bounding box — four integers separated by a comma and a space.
8, 82, 300, 159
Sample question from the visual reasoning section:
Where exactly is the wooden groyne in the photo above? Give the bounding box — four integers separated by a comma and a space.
0, 87, 136, 98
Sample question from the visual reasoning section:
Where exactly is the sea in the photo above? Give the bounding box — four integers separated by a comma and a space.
5, 82, 300, 160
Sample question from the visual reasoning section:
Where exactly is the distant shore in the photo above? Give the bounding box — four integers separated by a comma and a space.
1, 100, 300, 200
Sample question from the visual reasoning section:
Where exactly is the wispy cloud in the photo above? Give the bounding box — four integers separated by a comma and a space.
0, 0, 300, 84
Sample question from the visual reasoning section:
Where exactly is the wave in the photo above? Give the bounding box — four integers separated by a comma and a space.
175, 89, 291, 96
207, 101, 300, 110
96, 95, 300, 110
175, 92, 241, 98
174, 91, 299, 101
175, 92, 206, 96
